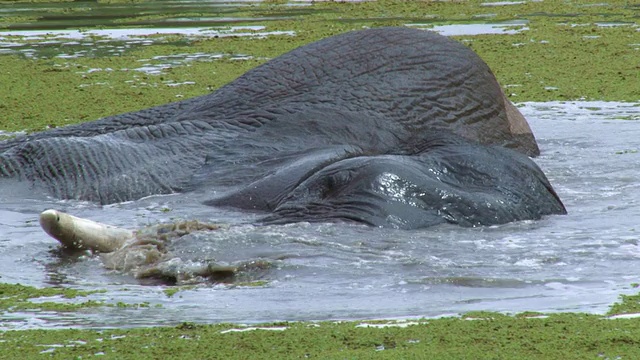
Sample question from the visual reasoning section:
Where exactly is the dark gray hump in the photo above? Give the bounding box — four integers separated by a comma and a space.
182, 27, 539, 155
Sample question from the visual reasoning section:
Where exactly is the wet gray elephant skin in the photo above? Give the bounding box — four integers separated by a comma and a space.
0, 27, 566, 229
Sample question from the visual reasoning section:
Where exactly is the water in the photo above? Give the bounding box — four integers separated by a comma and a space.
0, 101, 638, 330
407, 21, 529, 36
1, 1, 639, 330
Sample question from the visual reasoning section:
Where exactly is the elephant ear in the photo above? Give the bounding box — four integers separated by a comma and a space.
502, 91, 540, 157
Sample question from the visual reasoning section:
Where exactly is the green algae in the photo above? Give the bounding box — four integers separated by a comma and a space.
2, 282, 640, 358
2, 313, 640, 359
162, 286, 195, 298
0, 283, 163, 312
608, 292, 640, 316
1, 274, 639, 356
0, 283, 105, 312
0, 16, 40, 26
0, 41, 272, 132
161, 281, 267, 299
0, 0, 638, 133
233, 280, 269, 287
0, 0, 72, 3
615, 149, 638, 155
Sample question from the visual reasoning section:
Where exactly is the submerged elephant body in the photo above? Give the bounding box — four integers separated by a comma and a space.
0, 27, 565, 229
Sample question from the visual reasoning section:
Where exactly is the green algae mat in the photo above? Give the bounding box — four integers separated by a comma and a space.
2, 313, 640, 359
0, 0, 638, 133
1, 0, 640, 358
1, 282, 640, 358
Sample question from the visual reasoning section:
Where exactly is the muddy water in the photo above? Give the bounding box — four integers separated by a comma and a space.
0, 101, 639, 329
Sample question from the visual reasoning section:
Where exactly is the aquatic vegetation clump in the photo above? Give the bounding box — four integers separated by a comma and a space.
0, 283, 104, 312
100, 220, 273, 285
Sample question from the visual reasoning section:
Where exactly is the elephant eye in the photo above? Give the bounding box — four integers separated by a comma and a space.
322, 171, 352, 198
325, 175, 338, 193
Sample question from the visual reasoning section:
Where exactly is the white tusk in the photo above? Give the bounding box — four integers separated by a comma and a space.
39, 209, 134, 253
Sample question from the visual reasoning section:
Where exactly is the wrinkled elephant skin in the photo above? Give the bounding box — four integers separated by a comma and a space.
0, 27, 566, 230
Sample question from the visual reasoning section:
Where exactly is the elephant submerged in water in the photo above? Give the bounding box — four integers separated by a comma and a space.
0, 27, 566, 252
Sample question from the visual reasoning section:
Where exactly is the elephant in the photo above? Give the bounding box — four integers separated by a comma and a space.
0, 27, 566, 239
